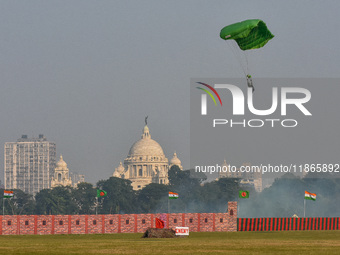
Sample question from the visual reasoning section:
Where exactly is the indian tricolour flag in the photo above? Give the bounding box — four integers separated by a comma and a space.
169, 192, 178, 199
304, 191, 316, 201
4, 190, 13, 198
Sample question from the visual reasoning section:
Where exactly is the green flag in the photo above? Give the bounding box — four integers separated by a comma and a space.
239, 190, 249, 198
97, 189, 107, 198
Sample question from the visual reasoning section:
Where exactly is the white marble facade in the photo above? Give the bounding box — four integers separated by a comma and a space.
113, 123, 182, 190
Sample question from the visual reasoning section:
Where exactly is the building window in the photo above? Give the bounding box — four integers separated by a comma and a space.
93, 220, 97, 225
204, 218, 208, 223
230, 209, 234, 216
220, 218, 223, 223
139, 168, 143, 176
42, 221, 46, 226
126, 219, 129, 224
76, 220, 80, 225
189, 219, 193, 223
8, 221, 11, 226
59, 221, 63, 225
109, 220, 113, 225
142, 219, 145, 224
174, 219, 177, 223
25, 221, 29, 226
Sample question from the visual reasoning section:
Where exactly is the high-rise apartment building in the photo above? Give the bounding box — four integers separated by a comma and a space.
4, 134, 56, 195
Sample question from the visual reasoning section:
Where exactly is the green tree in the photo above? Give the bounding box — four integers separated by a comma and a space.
35, 186, 78, 215
197, 177, 242, 213
168, 166, 211, 213
0, 189, 35, 215
35, 189, 56, 215
137, 183, 171, 213
96, 177, 136, 214
52, 186, 78, 214
168, 166, 204, 190
73, 182, 96, 214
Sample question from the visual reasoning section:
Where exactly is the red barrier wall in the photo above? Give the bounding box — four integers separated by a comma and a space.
36, 215, 52, 235
0, 202, 237, 235
104, 214, 119, 233
87, 215, 103, 234
184, 213, 199, 232
53, 215, 69, 234
19, 215, 35, 235
136, 214, 152, 233
2, 215, 18, 235
238, 217, 340, 231
70, 215, 86, 234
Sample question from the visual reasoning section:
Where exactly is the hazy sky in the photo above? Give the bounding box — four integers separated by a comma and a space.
1, 1, 339, 184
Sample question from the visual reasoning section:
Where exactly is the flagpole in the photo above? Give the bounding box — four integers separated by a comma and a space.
168, 197, 170, 214
237, 196, 239, 217
304, 199, 306, 217
96, 197, 98, 215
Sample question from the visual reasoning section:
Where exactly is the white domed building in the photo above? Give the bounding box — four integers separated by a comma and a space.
113, 122, 182, 190
169, 152, 183, 170
51, 155, 72, 188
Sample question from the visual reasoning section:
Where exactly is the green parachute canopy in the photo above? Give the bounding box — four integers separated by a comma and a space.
220, 19, 274, 50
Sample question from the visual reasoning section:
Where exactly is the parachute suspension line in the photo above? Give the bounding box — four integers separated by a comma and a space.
244, 51, 250, 76
226, 40, 247, 76
232, 41, 247, 76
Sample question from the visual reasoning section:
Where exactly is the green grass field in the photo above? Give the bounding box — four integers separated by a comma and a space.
0, 231, 339, 255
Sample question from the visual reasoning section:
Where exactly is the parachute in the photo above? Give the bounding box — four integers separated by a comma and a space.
220, 19, 274, 91
220, 19, 274, 50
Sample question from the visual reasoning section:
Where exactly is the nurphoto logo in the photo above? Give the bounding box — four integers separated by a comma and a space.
196, 82, 312, 128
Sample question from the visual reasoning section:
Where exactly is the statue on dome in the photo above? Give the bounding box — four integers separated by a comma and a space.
145, 116, 148, 125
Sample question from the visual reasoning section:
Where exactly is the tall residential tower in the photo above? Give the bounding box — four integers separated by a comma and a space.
4, 135, 56, 195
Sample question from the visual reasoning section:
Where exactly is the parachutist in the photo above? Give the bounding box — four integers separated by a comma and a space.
220, 20, 274, 94
246, 74, 255, 93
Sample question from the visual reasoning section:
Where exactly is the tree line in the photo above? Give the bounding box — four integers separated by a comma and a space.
1, 166, 339, 217
239, 173, 340, 218
0, 166, 246, 215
